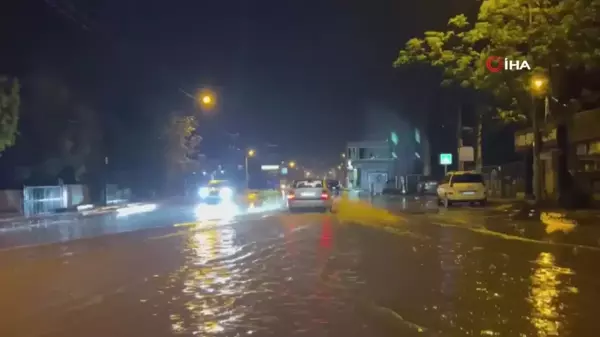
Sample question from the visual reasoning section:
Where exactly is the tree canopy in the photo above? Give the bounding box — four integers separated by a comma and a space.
394, 0, 600, 123
0, 76, 20, 153
164, 114, 202, 174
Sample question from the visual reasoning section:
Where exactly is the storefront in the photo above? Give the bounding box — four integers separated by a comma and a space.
514, 108, 600, 203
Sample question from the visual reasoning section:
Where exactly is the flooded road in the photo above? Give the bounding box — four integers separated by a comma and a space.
1, 198, 599, 336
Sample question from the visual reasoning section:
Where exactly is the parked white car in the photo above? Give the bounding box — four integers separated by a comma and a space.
437, 171, 487, 207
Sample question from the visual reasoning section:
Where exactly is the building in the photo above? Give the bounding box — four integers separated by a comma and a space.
346, 140, 394, 192
346, 131, 423, 193
345, 105, 424, 193
514, 108, 600, 204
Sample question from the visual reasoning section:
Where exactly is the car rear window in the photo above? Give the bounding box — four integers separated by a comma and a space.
293, 180, 323, 188
451, 174, 483, 184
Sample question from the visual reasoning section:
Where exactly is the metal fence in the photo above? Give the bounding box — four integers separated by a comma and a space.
481, 162, 526, 199
23, 185, 67, 217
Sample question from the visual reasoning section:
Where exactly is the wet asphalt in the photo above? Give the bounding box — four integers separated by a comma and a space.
1, 197, 599, 337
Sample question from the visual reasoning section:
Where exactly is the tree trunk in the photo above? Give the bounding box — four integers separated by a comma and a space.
457, 105, 464, 171
475, 108, 483, 171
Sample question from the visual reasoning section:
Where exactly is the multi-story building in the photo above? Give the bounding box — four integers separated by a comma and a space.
346, 106, 424, 193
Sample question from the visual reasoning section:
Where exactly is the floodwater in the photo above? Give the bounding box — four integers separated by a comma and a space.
1, 197, 599, 337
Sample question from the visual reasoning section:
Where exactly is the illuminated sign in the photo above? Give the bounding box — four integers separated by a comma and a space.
261, 165, 280, 171
439, 153, 452, 166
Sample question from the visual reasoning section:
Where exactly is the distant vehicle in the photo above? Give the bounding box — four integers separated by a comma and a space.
197, 180, 235, 204
437, 171, 487, 207
287, 179, 333, 212
326, 179, 342, 196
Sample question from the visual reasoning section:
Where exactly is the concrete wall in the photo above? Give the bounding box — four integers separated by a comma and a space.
0, 190, 22, 213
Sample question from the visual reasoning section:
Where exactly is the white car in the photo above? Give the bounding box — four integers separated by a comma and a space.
287, 179, 333, 212
437, 171, 487, 207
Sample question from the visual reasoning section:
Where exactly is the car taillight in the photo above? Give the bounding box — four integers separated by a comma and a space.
320, 190, 329, 200
287, 191, 295, 199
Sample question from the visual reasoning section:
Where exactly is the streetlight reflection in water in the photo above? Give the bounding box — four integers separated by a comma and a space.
528, 252, 576, 337
169, 223, 249, 335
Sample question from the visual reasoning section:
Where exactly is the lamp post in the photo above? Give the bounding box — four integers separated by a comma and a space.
530, 74, 549, 201
245, 149, 255, 190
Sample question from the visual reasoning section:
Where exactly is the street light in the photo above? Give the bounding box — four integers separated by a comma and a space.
201, 95, 212, 104
288, 161, 296, 168
531, 75, 547, 95
197, 89, 217, 111
245, 149, 256, 190
529, 74, 549, 201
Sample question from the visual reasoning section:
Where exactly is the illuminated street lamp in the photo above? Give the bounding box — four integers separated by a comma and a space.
529, 73, 549, 201
288, 161, 296, 168
245, 149, 256, 190
197, 89, 217, 111
531, 75, 548, 95
201, 95, 212, 104
341, 153, 346, 158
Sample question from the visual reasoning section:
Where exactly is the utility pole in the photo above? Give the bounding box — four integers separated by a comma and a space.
245, 155, 249, 190
103, 156, 109, 206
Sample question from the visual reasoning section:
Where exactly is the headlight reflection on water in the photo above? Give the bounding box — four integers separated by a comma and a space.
194, 202, 239, 222
116, 203, 157, 217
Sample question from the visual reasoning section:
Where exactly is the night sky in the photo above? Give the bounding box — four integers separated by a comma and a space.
2, 0, 489, 173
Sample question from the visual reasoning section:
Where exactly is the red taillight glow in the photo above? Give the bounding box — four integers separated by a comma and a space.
287, 192, 295, 199
320, 191, 329, 200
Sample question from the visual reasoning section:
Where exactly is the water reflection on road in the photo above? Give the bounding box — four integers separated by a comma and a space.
1, 197, 600, 337
529, 252, 576, 337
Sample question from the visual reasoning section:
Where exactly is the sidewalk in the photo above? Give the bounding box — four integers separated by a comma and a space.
370, 195, 600, 249
0, 205, 121, 228
486, 198, 600, 225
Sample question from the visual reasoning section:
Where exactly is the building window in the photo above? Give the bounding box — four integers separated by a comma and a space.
589, 141, 600, 155
359, 148, 366, 159
576, 143, 588, 156
391, 131, 399, 145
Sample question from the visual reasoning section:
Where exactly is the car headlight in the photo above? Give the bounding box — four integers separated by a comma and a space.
198, 187, 210, 198
219, 187, 233, 199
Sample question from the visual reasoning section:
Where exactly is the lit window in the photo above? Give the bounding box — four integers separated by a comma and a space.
589, 141, 600, 154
